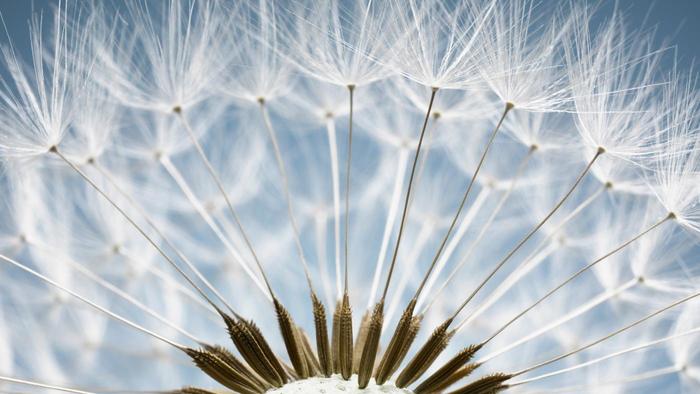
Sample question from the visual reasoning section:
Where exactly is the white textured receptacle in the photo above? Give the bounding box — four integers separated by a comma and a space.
266, 375, 413, 394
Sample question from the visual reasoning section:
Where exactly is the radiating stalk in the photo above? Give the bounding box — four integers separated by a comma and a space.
411, 102, 514, 305
258, 100, 315, 291
457, 182, 609, 322
367, 148, 409, 309
520, 366, 680, 393
417, 147, 535, 312
28, 240, 205, 344
160, 155, 270, 299
382, 87, 439, 302
325, 115, 343, 299
343, 85, 355, 292
50, 148, 225, 312
118, 248, 219, 320
509, 325, 700, 386
477, 278, 638, 363
448, 148, 605, 320
313, 212, 335, 308
384, 220, 436, 328
0, 253, 187, 350
475, 213, 674, 344
0, 376, 94, 394
92, 160, 240, 315
510, 288, 700, 378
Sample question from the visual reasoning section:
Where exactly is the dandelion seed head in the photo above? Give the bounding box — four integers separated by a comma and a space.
0, 1, 698, 393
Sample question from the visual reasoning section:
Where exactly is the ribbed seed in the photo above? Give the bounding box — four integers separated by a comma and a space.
415, 344, 483, 393
374, 298, 418, 384
221, 312, 283, 387
274, 298, 310, 378
203, 344, 269, 391
298, 326, 321, 376
339, 292, 354, 380
358, 301, 384, 388
185, 348, 263, 394
396, 318, 454, 388
174, 387, 219, 394
311, 292, 332, 377
445, 373, 512, 394
241, 319, 289, 383
353, 310, 372, 374
431, 363, 482, 392
331, 299, 342, 373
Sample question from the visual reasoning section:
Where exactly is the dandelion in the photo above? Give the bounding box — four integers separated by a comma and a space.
0, 1, 699, 394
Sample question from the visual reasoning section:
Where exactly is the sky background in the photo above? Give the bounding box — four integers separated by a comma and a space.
0, 0, 699, 68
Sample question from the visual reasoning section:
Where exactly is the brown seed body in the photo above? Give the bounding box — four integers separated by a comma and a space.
358, 301, 384, 388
